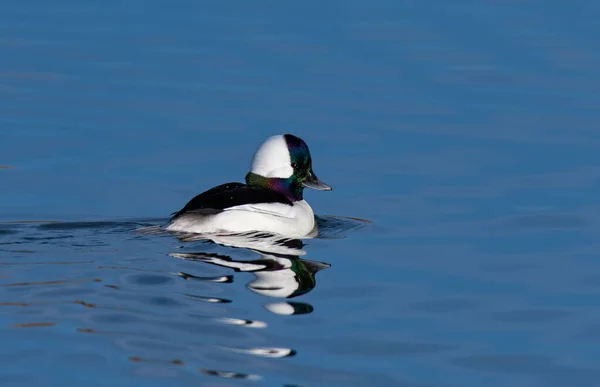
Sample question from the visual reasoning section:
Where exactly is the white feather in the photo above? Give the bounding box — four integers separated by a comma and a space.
249, 135, 293, 179
165, 200, 316, 238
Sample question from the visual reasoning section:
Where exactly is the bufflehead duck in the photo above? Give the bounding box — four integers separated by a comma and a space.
165, 134, 331, 238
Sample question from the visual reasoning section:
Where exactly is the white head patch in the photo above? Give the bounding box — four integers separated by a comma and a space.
250, 135, 293, 178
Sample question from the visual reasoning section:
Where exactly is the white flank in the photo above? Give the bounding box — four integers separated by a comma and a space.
165, 200, 316, 238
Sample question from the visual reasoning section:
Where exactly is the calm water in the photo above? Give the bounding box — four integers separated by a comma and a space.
2, 1, 600, 386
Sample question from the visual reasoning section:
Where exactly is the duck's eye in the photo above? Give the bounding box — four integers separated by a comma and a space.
291, 162, 298, 169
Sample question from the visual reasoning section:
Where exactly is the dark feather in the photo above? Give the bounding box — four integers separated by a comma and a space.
171, 182, 293, 219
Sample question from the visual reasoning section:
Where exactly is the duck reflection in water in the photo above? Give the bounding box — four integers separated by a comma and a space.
169, 232, 330, 315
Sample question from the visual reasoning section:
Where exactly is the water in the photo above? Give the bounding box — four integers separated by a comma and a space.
2, 1, 600, 386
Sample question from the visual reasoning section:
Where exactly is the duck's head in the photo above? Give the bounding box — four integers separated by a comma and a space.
245, 134, 331, 201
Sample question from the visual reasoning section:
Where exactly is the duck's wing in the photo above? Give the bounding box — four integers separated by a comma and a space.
171, 183, 292, 219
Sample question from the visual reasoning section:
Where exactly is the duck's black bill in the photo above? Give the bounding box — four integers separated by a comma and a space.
302, 172, 332, 191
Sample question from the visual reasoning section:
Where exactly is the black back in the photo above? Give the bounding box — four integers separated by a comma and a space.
171, 182, 293, 219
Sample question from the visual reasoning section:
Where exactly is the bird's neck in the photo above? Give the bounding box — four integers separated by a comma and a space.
245, 172, 303, 202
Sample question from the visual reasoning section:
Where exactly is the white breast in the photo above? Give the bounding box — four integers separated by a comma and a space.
165, 200, 316, 238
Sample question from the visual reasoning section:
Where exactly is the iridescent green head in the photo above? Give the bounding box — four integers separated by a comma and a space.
245, 134, 331, 201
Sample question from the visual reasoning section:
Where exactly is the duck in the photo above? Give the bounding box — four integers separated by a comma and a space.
165, 134, 331, 238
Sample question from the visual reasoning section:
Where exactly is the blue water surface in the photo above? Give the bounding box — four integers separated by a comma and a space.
2, 1, 600, 386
